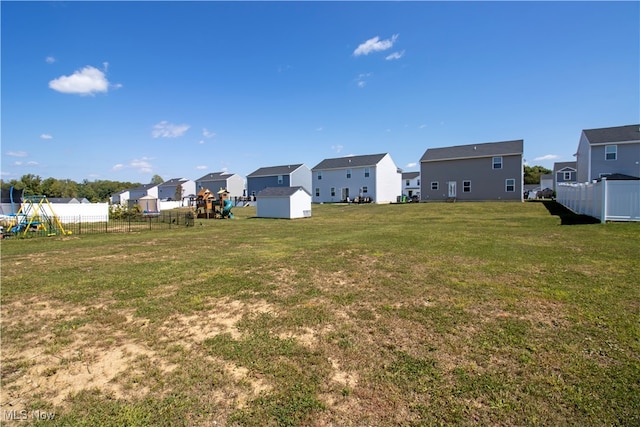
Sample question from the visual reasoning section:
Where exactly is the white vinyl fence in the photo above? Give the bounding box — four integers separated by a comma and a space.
556, 179, 640, 223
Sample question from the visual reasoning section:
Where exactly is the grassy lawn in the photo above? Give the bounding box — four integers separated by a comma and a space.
1, 202, 638, 426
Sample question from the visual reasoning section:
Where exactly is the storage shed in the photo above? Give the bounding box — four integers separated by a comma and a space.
256, 186, 312, 219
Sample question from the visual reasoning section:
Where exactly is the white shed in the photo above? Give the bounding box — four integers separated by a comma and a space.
256, 186, 312, 219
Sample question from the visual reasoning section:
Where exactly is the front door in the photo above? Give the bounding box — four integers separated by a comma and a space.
448, 181, 457, 198
342, 187, 350, 202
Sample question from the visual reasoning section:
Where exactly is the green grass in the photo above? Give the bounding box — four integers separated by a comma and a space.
1, 202, 639, 426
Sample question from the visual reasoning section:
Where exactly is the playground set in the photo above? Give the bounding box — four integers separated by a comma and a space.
1, 193, 70, 238
194, 188, 234, 219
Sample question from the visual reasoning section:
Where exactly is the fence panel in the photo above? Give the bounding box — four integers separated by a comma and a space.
557, 179, 640, 222
2, 212, 196, 239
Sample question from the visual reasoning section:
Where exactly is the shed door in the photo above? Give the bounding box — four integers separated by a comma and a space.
447, 181, 457, 198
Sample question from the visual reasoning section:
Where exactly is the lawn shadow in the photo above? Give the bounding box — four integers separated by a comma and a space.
539, 200, 601, 225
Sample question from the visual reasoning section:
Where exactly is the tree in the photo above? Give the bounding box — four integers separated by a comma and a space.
150, 174, 164, 185
524, 165, 552, 185
175, 184, 183, 202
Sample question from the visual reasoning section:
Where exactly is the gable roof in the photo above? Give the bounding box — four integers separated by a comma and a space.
402, 172, 420, 180
312, 153, 387, 170
195, 172, 234, 181
256, 186, 311, 198
247, 164, 304, 178
158, 178, 188, 187
420, 140, 523, 162
583, 124, 640, 144
130, 183, 157, 192
553, 161, 577, 172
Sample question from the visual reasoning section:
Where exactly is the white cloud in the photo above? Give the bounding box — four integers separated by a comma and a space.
13, 161, 23, 166
419, 124, 427, 129
354, 34, 399, 56
49, 65, 110, 95
113, 157, 154, 174
40, 133, 53, 140
385, 50, 405, 61
196, 165, 207, 170
27, 161, 39, 166
152, 121, 190, 138
315, 127, 324, 132
45, 56, 56, 64
202, 128, 216, 138
534, 154, 560, 161
7, 151, 27, 157
355, 72, 372, 88
406, 162, 417, 168
332, 144, 343, 153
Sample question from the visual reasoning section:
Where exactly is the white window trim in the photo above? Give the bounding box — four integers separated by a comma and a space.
505, 178, 516, 192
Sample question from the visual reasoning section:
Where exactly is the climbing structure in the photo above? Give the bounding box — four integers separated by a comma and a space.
11, 195, 69, 236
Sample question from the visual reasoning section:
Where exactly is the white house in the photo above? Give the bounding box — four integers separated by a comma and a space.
402, 172, 420, 200
311, 153, 402, 204
256, 186, 312, 219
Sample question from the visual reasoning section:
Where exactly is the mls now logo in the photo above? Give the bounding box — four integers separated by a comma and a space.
4, 410, 55, 421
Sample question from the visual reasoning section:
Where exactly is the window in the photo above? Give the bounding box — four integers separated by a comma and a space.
317, 171, 322, 180
406, 180, 410, 186
505, 179, 515, 192
362, 186, 368, 194
346, 169, 352, 178
315, 188, 320, 197
431, 182, 438, 190
417, 179, 420, 186
364, 168, 370, 178
493, 156, 503, 169
605, 145, 617, 160
463, 180, 471, 192
563, 171, 572, 180
277, 175, 283, 184
331, 187, 336, 197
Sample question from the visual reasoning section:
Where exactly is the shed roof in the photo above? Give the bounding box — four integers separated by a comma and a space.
583, 124, 640, 144
312, 153, 387, 170
420, 140, 523, 162
247, 164, 304, 178
256, 186, 310, 198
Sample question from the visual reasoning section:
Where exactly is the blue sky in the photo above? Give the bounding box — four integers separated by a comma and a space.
2, 1, 638, 184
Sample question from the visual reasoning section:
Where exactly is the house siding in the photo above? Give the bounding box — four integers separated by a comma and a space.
196, 174, 245, 199
421, 154, 522, 201
588, 143, 640, 180
248, 175, 291, 196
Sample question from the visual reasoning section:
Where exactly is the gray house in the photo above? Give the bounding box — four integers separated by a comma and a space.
575, 124, 640, 183
553, 161, 577, 192
246, 164, 311, 197
157, 178, 196, 203
420, 140, 524, 202
195, 172, 245, 199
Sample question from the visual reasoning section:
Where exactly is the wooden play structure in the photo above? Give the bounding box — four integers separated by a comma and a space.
194, 188, 234, 219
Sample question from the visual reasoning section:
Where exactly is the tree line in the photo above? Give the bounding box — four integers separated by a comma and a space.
0, 174, 162, 203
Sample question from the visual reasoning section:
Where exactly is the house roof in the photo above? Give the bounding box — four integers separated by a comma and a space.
402, 172, 420, 180
312, 153, 387, 170
130, 183, 157, 192
583, 124, 640, 144
597, 173, 640, 181
256, 186, 310, 198
158, 178, 188, 187
195, 172, 235, 181
420, 140, 523, 162
553, 161, 576, 172
247, 164, 304, 178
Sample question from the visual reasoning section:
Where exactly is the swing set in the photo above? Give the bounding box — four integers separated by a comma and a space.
8, 195, 70, 237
